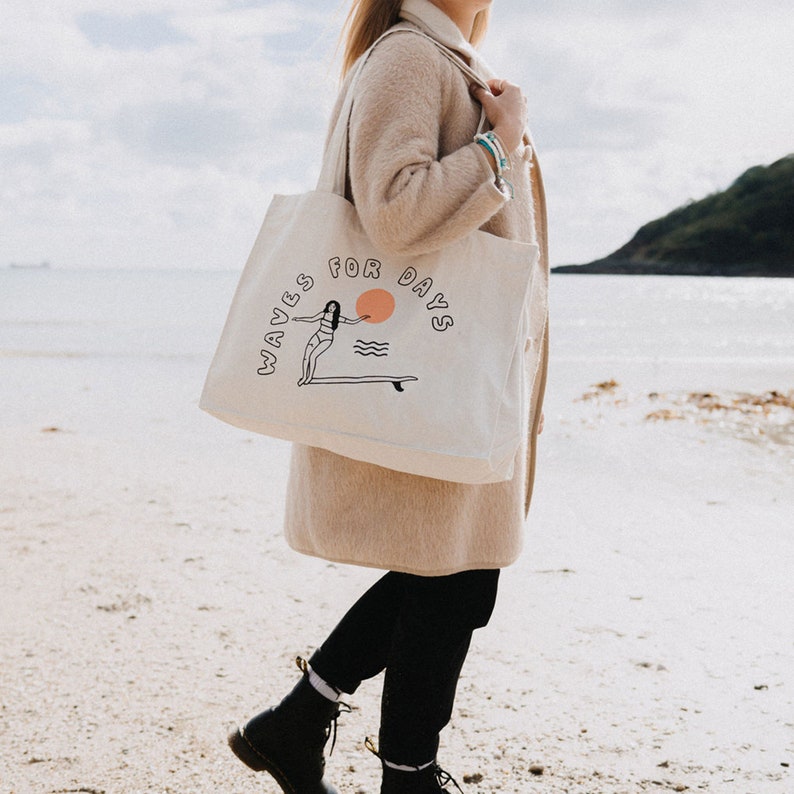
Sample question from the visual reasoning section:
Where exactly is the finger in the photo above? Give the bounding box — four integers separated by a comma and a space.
487, 78, 506, 96
470, 85, 497, 114
469, 83, 488, 99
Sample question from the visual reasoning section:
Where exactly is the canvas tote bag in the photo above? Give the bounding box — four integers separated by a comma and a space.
200, 29, 540, 484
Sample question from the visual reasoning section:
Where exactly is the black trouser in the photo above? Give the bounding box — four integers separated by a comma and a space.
309, 568, 500, 766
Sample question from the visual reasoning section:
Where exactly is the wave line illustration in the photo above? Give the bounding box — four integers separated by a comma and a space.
354, 340, 390, 357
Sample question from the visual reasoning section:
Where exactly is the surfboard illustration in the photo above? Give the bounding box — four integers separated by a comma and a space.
306, 375, 419, 392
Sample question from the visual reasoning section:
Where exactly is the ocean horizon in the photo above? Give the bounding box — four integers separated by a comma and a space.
3, 267, 793, 443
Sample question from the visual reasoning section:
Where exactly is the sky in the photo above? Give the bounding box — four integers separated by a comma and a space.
1, 0, 792, 269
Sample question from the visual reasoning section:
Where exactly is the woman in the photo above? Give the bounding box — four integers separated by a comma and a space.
228, 0, 549, 792
292, 300, 370, 386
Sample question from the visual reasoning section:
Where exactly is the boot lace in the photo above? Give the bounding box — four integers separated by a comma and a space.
325, 700, 351, 755
296, 656, 350, 756
433, 764, 464, 793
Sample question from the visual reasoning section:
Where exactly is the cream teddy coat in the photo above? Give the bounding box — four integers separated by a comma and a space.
284, 0, 549, 576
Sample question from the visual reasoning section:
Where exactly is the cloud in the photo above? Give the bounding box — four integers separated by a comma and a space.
76, 11, 190, 51
0, 1, 340, 268
0, 75, 51, 124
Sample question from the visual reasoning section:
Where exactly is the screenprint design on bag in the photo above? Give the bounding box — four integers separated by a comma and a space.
257, 255, 455, 393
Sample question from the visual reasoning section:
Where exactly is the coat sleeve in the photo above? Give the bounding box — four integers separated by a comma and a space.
348, 34, 507, 256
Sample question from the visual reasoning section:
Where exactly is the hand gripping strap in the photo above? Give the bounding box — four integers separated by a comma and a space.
318, 27, 490, 195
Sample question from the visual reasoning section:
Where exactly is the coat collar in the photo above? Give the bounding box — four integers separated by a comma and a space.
399, 0, 491, 76
398, 0, 539, 162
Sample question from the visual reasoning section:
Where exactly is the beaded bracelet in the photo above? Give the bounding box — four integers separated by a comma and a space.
486, 130, 512, 172
474, 136, 503, 176
474, 133, 514, 199
474, 131, 512, 176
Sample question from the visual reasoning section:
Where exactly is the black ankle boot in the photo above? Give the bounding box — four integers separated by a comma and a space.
228, 658, 345, 794
381, 764, 464, 794
368, 739, 464, 794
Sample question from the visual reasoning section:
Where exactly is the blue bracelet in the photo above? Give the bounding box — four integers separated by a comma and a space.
475, 139, 514, 200
475, 136, 498, 163
474, 133, 509, 174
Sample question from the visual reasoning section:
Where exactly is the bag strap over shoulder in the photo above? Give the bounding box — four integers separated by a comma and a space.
318, 27, 490, 195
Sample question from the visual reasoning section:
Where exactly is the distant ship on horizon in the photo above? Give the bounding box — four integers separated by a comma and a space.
9, 260, 50, 269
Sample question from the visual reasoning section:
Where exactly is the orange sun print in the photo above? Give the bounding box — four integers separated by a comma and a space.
356, 289, 395, 323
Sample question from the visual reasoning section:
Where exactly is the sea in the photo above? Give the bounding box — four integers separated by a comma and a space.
2, 268, 793, 442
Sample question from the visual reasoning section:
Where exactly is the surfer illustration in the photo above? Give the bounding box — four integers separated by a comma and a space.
292, 300, 369, 386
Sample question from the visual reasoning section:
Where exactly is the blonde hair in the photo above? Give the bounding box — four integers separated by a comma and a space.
340, 1, 491, 77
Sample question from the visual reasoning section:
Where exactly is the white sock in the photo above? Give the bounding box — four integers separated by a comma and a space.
383, 758, 434, 772
307, 665, 342, 702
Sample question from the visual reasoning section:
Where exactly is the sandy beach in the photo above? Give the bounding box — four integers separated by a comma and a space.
2, 272, 793, 793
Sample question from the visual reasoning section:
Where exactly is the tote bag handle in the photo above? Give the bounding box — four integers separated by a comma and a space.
318, 27, 490, 196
